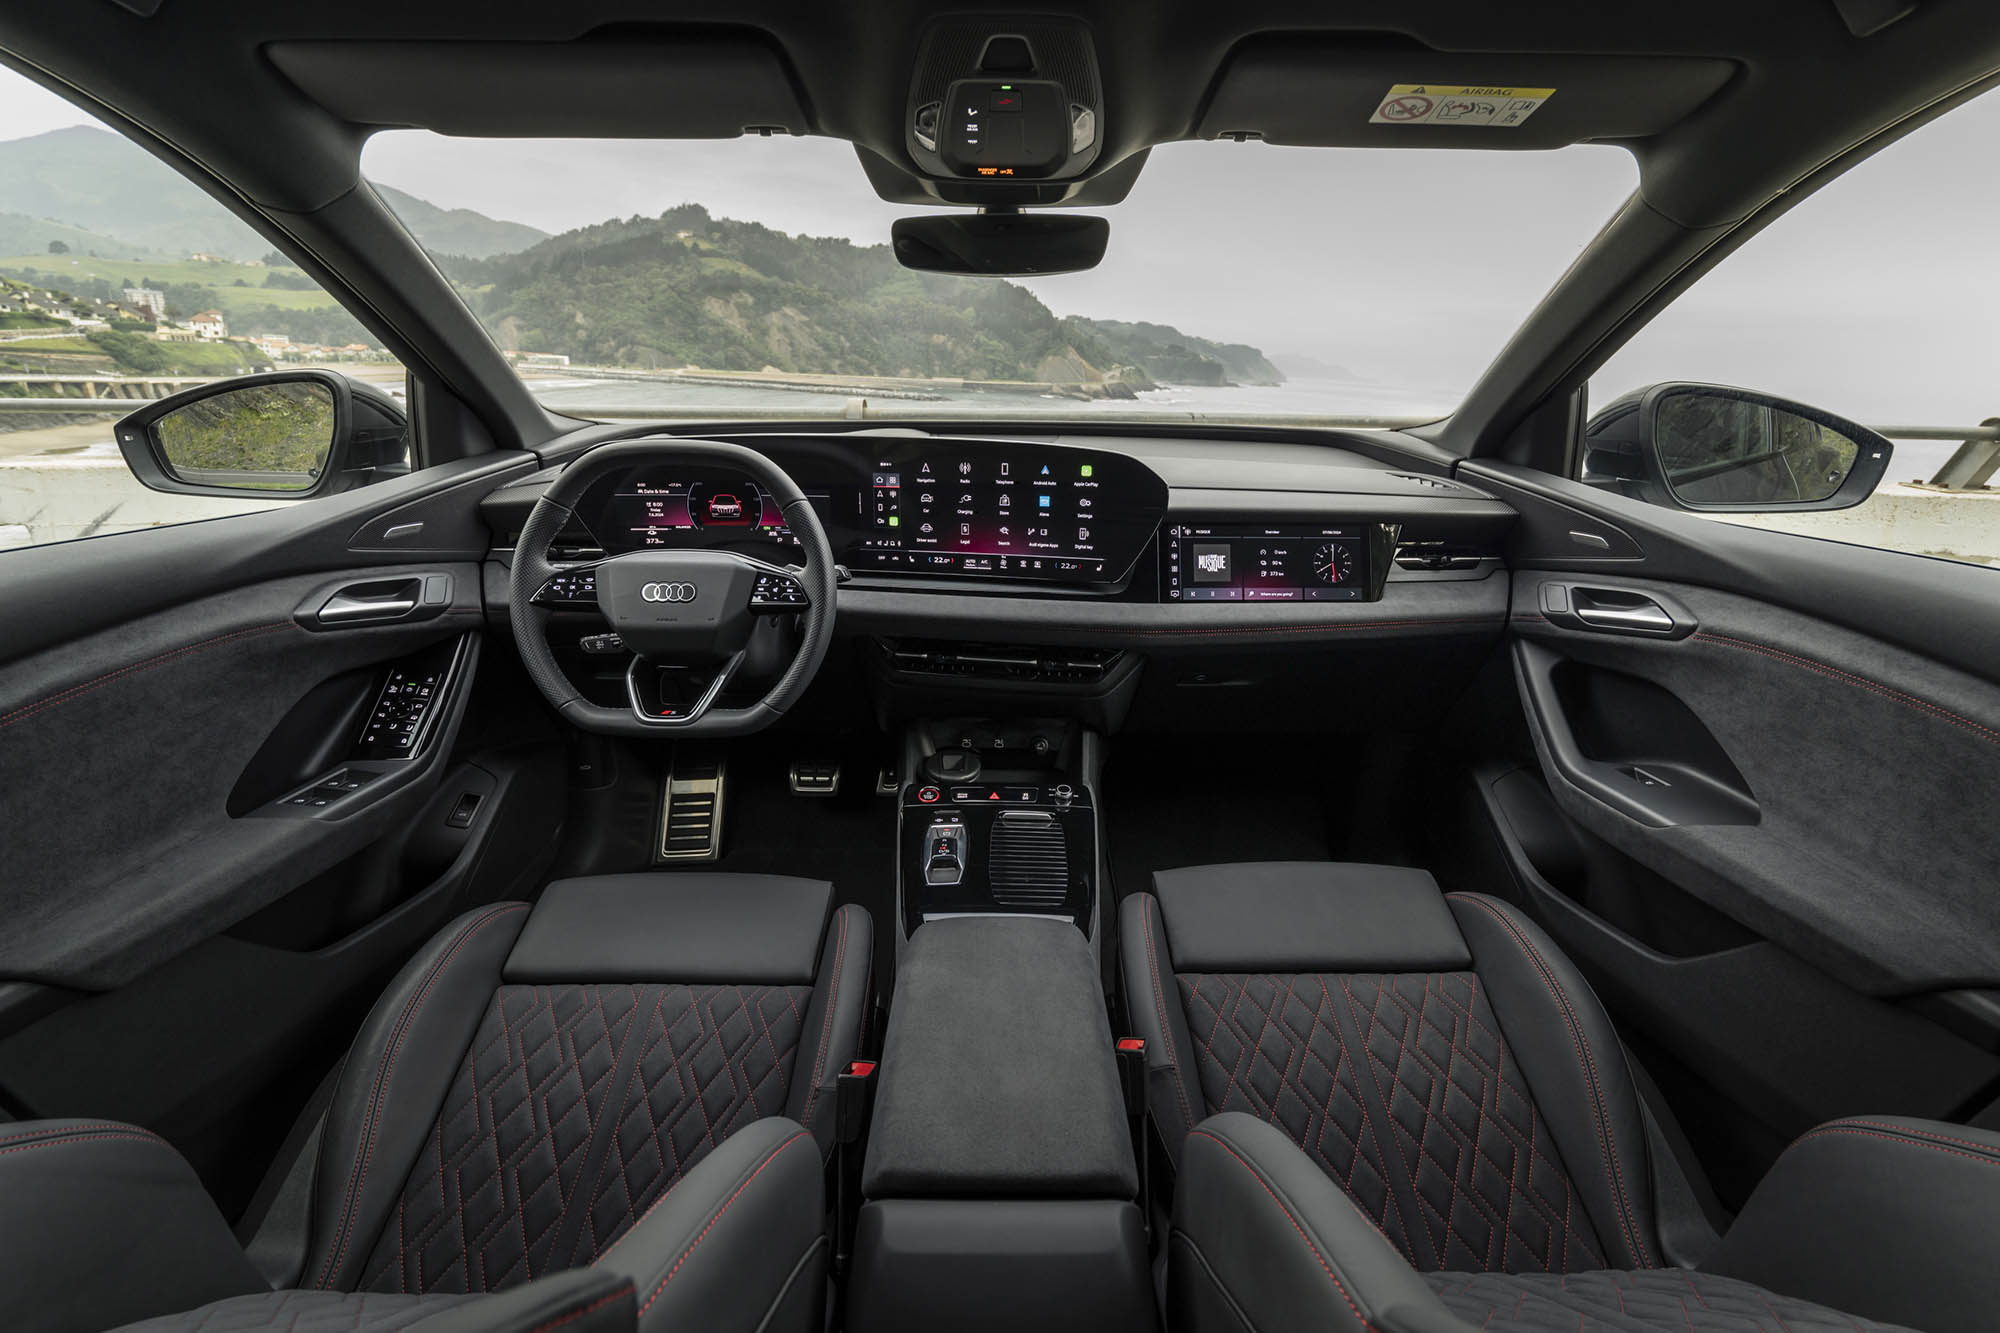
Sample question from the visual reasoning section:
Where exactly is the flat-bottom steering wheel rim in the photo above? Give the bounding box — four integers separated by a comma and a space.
507, 437, 837, 738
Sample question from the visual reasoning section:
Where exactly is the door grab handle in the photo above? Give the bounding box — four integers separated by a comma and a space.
318, 592, 418, 623
1572, 602, 1674, 632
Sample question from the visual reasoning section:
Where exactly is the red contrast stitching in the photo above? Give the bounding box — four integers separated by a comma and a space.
527, 1284, 632, 1333
798, 907, 850, 1133
1185, 1129, 1380, 1332
0, 1122, 162, 1149
1694, 632, 1999, 747
1798, 1122, 2000, 1169
314, 902, 530, 1289
635, 1130, 813, 1317
1141, 901, 1198, 1137
1450, 895, 1655, 1269
0, 620, 296, 731
0, 1130, 163, 1161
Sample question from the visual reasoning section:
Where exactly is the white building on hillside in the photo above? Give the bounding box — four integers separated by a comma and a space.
189, 309, 227, 339
122, 287, 166, 320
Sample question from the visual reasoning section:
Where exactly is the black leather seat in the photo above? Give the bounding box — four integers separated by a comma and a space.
1122, 861, 2000, 1333
2, 873, 872, 1333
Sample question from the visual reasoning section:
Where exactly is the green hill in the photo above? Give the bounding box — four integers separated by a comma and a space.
373, 185, 548, 259
0, 127, 545, 262
0, 212, 164, 262
1066, 318, 1283, 386
442, 204, 1275, 387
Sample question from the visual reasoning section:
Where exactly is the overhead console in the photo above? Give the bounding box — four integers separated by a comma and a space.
906, 19, 1104, 185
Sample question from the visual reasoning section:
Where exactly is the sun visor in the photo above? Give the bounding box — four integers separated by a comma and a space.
266, 35, 810, 138
1197, 41, 1735, 148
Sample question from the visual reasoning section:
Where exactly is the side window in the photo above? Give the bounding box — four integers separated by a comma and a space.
1585, 87, 2000, 570
0, 66, 404, 553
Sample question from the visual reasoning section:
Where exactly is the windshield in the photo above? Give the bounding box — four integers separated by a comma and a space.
362, 134, 1638, 426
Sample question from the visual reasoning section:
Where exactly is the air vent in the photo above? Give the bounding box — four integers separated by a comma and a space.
888, 640, 1122, 684
1395, 540, 1491, 572
1388, 472, 1467, 492
989, 810, 1070, 910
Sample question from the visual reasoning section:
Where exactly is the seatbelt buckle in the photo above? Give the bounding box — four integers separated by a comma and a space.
836, 1059, 878, 1145
1116, 1038, 1147, 1118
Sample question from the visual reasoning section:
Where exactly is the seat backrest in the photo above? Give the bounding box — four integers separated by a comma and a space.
302, 876, 870, 1296
1121, 863, 1660, 1274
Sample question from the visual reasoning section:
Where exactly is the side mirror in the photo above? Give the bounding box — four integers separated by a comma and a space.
114, 370, 409, 499
1582, 383, 1893, 512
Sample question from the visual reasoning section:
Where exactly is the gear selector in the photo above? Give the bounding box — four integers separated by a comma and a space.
924, 820, 968, 886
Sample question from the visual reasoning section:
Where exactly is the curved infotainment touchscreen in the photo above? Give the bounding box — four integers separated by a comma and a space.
573, 439, 1169, 587
849, 442, 1165, 581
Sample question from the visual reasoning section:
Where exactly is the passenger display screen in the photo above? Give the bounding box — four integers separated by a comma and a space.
1163, 523, 1371, 601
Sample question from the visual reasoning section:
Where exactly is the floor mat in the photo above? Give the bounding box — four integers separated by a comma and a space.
1100, 738, 1334, 903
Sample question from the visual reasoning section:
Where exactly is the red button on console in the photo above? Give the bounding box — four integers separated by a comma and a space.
917, 786, 941, 803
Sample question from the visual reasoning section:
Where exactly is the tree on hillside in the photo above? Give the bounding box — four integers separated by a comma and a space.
47, 240, 68, 255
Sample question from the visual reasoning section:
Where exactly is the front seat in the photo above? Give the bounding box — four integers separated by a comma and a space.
2, 873, 872, 1333
1122, 862, 2000, 1333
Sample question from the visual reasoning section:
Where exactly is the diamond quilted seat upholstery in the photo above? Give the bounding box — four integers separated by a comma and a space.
357, 979, 815, 1293
1123, 862, 1657, 1276
1421, 1272, 1919, 1333
1125, 863, 1996, 1333
2, 874, 869, 1333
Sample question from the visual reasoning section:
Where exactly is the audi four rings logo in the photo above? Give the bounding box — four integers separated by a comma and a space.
640, 582, 698, 603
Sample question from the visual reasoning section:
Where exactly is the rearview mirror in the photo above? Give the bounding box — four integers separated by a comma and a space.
1582, 383, 1893, 512
891, 213, 1108, 276
115, 370, 410, 499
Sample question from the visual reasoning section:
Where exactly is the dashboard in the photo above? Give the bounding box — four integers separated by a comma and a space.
575, 438, 1170, 587
485, 430, 1518, 619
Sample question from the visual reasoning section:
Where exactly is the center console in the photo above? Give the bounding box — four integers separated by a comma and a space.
896, 717, 1104, 941
847, 914, 1153, 1332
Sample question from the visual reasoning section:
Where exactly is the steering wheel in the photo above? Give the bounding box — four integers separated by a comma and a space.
508, 439, 837, 737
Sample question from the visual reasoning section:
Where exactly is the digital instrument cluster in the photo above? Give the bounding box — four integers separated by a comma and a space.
1161, 522, 1373, 602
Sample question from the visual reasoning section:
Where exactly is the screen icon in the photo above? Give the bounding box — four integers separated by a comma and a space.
1081, 464, 1093, 477
1038, 494, 1051, 509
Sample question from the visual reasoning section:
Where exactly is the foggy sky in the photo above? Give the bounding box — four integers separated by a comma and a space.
4, 68, 1996, 424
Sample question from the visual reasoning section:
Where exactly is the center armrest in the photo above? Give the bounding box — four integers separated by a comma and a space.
862, 916, 1137, 1199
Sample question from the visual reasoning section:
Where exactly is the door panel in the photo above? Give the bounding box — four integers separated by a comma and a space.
0, 564, 484, 989
1509, 568, 2000, 997
1455, 457, 2000, 1198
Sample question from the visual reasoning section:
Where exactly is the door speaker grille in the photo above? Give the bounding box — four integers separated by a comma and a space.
989, 811, 1069, 909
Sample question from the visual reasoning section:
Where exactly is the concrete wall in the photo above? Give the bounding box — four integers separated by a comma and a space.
1725, 482, 2000, 565
0, 456, 273, 549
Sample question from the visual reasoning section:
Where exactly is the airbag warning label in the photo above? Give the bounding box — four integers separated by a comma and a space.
1369, 85, 1554, 128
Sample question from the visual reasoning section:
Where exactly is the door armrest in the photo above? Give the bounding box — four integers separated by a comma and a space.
0, 1119, 266, 1333
1710, 1116, 2000, 1333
